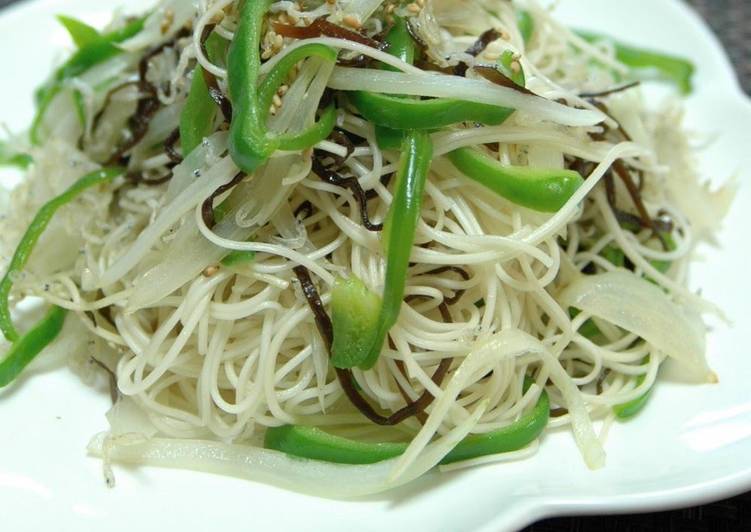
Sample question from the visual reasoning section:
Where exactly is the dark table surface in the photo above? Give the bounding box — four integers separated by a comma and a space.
1, 0, 748, 530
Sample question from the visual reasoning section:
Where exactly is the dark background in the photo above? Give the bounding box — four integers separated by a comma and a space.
1, 0, 748, 530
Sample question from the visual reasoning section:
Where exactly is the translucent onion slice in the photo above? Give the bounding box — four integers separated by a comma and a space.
97, 154, 239, 289
328, 67, 605, 127
87, 399, 483, 498
560, 270, 710, 379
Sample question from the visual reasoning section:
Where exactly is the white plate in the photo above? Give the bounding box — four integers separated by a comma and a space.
1, 1, 750, 531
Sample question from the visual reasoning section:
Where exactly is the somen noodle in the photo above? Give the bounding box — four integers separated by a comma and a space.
0, 0, 734, 497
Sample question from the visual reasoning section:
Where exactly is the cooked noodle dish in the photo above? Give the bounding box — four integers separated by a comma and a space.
0, 0, 735, 496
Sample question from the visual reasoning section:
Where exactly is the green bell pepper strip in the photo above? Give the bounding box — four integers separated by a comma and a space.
228, 0, 337, 173
0, 305, 67, 388
331, 276, 382, 369
577, 31, 695, 95
516, 10, 535, 45
221, 250, 257, 267
0, 141, 32, 169
349, 14, 514, 131
331, 130, 433, 370
180, 65, 217, 157
264, 377, 550, 465
447, 148, 584, 213
57, 15, 101, 48
72, 89, 87, 129
180, 32, 229, 157
31, 14, 147, 145
498, 50, 526, 87
349, 92, 515, 130
0, 167, 123, 342
374, 125, 405, 151
276, 105, 338, 151
613, 357, 653, 419
383, 15, 415, 70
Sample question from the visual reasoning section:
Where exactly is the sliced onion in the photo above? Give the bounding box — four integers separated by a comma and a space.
328, 67, 605, 127
164, 131, 228, 205
98, 154, 239, 289
560, 270, 710, 379
87, 401, 482, 498
126, 155, 299, 310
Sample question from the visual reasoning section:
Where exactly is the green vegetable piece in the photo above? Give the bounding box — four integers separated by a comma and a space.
228, 0, 337, 173
332, 130, 433, 370
498, 50, 526, 87
276, 104, 338, 152
0, 306, 66, 388
72, 89, 87, 129
516, 10, 535, 45
447, 147, 584, 213
570, 308, 601, 340
330, 276, 382, 369
32, 14, 148, 145
57, 15, 101, 48
264, 424, 407, 465
442, 379, 549, 464
0, 141, 32, 169
180, 67, 217, 157
613, 357, 653, 420
354, 17, 514, 134
374, 125, 404, 150
221, 250, 256, 267
577, 31, 695, 95
0, 167, 123, 342
264, 378, 549, 464
180, 32, 228, 157
601, 244, 625, 268
349, 92, 515, 130
651, 232, 676, 274
383, 15, 416, 70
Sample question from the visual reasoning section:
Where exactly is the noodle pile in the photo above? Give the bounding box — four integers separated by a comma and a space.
0, 0, 733, 495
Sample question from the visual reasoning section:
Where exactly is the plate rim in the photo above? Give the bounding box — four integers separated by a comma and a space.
0, 0, 750, 530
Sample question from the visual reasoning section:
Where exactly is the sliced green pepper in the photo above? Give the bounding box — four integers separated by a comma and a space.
179, 32, 229, 157
349, 14, 514, 132
349, 92, 515, 130
447, 147, 583, 213
330, 276, 382, 369
613, 357, 653, 420
498, 50, 526, 87
331, 130, 433, 370
0, 306, 67, 388
180, 67, 215, 156
516, 10, 535, 45
0, 167, 123, 342
264, 424, 407, 465
0, 141, 32, 169
382, 15, 416, 70
57, 15, 101, 48
32, 14, 147, 145
264, 378, 549, 464
577, 31, 695, 95
228, 1, 337, 173
220, 250, 257, 267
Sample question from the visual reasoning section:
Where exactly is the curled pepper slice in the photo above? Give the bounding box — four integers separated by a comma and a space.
264, 378, 550, 465
0, 167, 123, 342
330, 130, 433, 370
447, 148, 583, 213
228, 0, 337, 173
